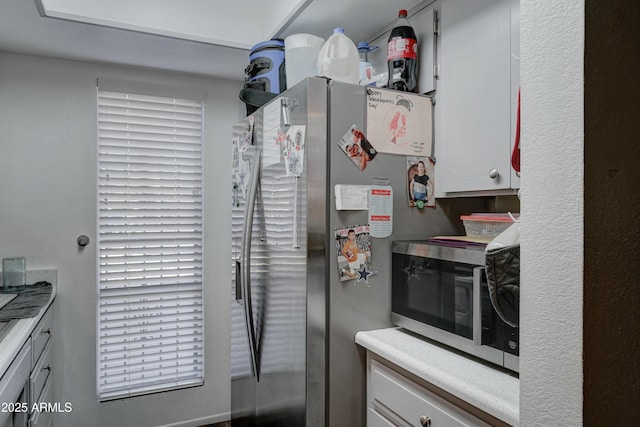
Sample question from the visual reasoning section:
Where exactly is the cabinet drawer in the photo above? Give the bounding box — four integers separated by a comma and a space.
29, 375, 53, 427
31, 306, 53, 369
370, 359, 490, 427
29, 339, 52, 405
368, 408, 397, 427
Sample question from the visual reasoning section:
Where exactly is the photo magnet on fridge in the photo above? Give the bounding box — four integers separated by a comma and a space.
335, 225, 372, 282
337, 125, 378, 170
407, 156, 435, 208
278, 125, 306, 177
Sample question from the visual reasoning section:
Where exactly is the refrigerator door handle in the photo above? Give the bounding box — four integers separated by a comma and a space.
239, 146, 261, 381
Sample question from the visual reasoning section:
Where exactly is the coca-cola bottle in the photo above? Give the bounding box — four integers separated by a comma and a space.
387, 9, 418, 92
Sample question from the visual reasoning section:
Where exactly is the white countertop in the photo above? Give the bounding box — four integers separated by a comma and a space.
355, 327, 519, 426
0, 269, 57, 377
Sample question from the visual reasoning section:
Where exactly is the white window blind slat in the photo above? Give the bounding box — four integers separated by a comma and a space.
99, 137, 202, 149
97, 87, 204, 401
98, 105, 204, 121
99, 284, 202, 299
99, 277, 203, 290
99, 303, 204, 318
99, 320, 204, 337
98, 146, 202, 159
99, 335, 204, 353
100, 359, 204, 379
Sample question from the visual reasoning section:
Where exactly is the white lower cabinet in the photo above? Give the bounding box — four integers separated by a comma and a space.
0, 304, 55, 427
0, 341, 31, 427
367, 357, 493, 427
28, 305, 54, 427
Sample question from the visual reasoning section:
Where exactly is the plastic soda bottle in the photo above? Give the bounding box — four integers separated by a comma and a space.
387, 10, 418, 92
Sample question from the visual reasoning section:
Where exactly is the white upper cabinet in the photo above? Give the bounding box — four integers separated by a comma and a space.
434, 0, 520, 196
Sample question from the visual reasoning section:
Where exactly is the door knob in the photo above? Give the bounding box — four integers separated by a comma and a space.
489, 168, 499, 179
77, 235, 90, 247
420, 415, 432, 426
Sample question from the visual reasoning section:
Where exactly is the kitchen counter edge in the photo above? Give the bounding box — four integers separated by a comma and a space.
0, 272, 57, 378
355, 327, 519, 426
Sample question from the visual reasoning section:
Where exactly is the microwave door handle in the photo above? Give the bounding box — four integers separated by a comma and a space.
239, 146, 261, 381
472, 266, 484, 346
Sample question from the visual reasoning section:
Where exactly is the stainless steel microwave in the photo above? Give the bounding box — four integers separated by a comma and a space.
391, 240, 519, 373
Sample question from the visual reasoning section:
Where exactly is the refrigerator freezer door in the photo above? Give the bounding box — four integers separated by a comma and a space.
253, 82, 310, 426
231, 78, 326, 426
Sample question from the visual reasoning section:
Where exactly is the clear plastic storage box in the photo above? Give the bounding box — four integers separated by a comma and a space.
460, 214, 518, 239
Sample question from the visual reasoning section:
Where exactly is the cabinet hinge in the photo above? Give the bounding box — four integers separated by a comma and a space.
433, 11, 440, 80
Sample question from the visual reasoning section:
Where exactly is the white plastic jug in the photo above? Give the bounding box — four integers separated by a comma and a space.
316, 28, 360, 84
285, 33, 325, 88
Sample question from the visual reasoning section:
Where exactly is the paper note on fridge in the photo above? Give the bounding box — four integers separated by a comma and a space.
262, 100, 284, 167
335, 184, 369, 210
366, 88, 432, 156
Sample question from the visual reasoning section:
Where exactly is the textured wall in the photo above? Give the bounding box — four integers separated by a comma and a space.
520, 1, 585, 425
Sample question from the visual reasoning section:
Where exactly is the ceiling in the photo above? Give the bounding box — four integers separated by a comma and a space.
0, 0, 429, 81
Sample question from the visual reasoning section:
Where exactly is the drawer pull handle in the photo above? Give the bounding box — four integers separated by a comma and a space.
419, 415, 431, 426
43, 328, 51, 335
43, 365, 51, 372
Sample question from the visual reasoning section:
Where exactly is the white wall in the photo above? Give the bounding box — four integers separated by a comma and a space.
520, 1, 584, 426
0, 51, 242, 427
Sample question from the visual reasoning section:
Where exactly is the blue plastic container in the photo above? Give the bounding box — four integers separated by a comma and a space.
245, 39, 286, 94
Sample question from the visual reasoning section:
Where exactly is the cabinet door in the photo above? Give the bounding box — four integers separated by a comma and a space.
436, 0, 517, 194
415, 7, 437, 94
369, 6, 437, 94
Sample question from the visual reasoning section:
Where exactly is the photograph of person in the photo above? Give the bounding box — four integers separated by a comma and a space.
407, 156, 435, 208
338, 125, 378, 170
281, 125, 305, 177
335, 225, 372, 281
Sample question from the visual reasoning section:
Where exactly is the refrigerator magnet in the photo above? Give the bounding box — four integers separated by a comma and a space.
337, 125, 378, 170
354, 265, 377, 288
407, 156, 435, 208
334, 184, 370, 211
335, 225, 372, 282
366, 89, 433, 156
262, 100, 285, 167
280, 125, 306, 177
231, 134, 253, 200
368, 177, 393, 238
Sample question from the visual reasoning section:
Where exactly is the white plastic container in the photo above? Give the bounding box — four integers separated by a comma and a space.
316, 28, 360, 84
285, 33, 325, 88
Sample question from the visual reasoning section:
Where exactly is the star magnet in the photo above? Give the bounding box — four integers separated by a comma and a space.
355, 265, 377, 287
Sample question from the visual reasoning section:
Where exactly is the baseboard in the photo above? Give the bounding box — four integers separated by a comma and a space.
157, 412, 230, 427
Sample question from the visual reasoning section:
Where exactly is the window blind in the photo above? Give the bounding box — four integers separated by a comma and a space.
96, 88, 204, 400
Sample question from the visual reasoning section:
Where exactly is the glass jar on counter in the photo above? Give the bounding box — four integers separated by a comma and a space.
2, 256, 26, 293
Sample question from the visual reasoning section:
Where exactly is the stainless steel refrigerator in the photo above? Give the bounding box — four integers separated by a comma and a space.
230, 77, 463, 427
